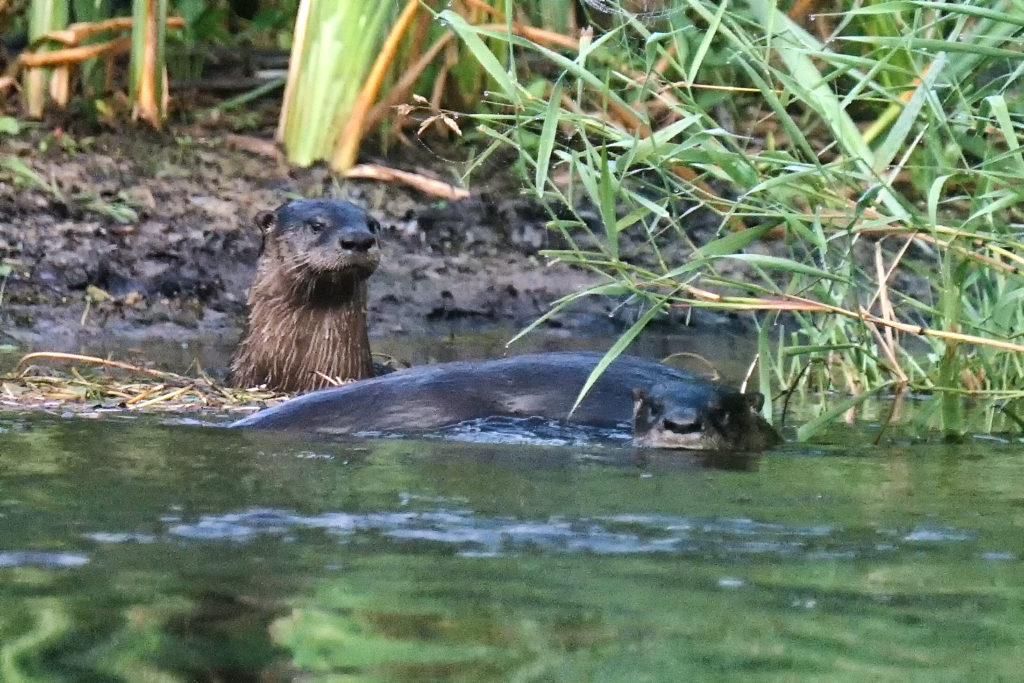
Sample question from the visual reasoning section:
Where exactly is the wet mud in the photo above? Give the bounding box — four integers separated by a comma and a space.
0, 124, 746, 376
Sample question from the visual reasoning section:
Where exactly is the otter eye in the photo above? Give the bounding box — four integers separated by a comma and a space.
306, 218, 327, 234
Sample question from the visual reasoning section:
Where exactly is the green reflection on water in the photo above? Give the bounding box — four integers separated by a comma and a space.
1, 413, 1024, 680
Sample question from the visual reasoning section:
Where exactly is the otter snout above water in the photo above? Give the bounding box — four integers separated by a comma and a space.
229, 199, 381, 393
632, 382, 772, 450
231, 352, 781, 451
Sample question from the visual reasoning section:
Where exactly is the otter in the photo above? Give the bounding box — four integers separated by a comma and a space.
632, 382, 773, 450
229, 199, 381, 393
231, 352, 781, 451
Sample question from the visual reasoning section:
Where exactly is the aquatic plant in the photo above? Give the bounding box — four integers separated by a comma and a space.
443, 0, 1024, 439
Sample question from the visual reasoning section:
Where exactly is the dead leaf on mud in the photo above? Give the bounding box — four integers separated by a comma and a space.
224, 134, 285, 162
187, 195, 238, 223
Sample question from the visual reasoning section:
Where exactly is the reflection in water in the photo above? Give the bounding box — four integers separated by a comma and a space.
3, 413, 1024, 680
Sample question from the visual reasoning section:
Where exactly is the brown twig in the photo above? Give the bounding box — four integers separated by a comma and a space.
28, 16, 184, 48
474, 22, 580, 51
19, 36, 130, 68
460, 0, 505, 21
677, 292, 1024, 355
868, 240, 909, 382
344, 163, 470, 200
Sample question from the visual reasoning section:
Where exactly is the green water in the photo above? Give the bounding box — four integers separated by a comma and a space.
2, 413, 1024, 681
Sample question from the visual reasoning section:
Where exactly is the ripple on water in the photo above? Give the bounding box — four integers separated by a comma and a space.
0, 551, 90, 568
428, 416, 632, 447
72, 507, 982, 561
85, 532, 156, 544
901, 525, 974, 542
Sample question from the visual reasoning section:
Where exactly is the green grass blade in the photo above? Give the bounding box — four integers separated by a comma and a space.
796, 382, 897, 442
687, 0, 727, 84
874, 53, 947, 173
569, 293, 673, 416
717, 254, 855, 284
985, 95, 1024, 173
534, 79, 564, 198
439, 10, 520, 103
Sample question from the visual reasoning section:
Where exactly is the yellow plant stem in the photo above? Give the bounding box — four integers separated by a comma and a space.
332, 0, 422, 172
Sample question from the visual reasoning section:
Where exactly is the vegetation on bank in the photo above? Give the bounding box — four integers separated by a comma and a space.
3, 1, 1024, 439
3, 352, 289, 412
446, 0, 1024, 439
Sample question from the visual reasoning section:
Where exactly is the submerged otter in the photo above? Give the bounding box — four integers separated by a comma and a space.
229, 199, 381, 393
231, 352, 781, 451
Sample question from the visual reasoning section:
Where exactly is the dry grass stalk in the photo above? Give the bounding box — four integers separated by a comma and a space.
4, 352, 288, 413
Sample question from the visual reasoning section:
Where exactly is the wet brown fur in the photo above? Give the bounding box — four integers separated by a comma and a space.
229, 200, 380, 393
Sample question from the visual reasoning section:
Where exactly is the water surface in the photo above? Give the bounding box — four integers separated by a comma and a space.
2, 412, 1023, 680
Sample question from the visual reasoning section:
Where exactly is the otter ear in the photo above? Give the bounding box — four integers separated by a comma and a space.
254, 210, 276, 235
745, 392, 765, 411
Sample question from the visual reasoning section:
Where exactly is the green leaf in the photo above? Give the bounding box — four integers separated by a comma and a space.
439, 11, 519, 104
796, 382, 896, 441
926, 174, 952, 229
717, 254, 854, 283
874, 53, 947, 173
985, 94, 1024, 173
691, 223, 778, 260
569, 293, 673, 415
599, 149, 618, 259
687, 0, 727, 84
757, 320, 774, 422
1, 156, 48, 191
534, 79, 563, 199
507, 282, 632, 347
0, 117, 20, 135
746, 0, 910, 219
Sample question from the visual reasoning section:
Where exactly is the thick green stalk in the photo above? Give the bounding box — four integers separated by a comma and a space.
24, 0, 68, 117
279, 2, 392, 167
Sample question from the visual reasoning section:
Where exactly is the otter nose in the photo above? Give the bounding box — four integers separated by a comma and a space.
339, 228, 376, 252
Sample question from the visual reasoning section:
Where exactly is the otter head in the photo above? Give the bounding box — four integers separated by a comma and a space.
632, 382, 781, 451
256, 199, 381, 301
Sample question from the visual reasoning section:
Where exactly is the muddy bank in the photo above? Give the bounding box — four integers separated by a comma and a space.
0, 125, 745, 375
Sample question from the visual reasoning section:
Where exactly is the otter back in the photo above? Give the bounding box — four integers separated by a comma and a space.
231, 352, 781, 451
